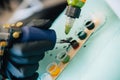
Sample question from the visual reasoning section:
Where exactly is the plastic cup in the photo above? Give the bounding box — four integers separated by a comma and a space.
84, 20, 95, 30
46, 62, 60, 76
77, 31, 87, 40
57, 51, 70, 64
39, 73, 52, 80
70, 40, 79, 49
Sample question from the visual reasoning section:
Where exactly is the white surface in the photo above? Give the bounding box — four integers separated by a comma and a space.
105, 0, 120, 19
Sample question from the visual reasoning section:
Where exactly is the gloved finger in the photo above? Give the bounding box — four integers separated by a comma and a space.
7, 72, 39, 80
20, 26, 56, 43
9, 53, 45, 64
10, 40, 53, 57
6, 61, 39, 78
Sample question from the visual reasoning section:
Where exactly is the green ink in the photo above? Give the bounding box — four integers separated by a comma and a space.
65, 24, 72, 34
62, 55, 70, 64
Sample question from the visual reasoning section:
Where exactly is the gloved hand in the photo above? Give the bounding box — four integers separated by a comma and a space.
0, 1, 67, 79
1, 26, 56, 80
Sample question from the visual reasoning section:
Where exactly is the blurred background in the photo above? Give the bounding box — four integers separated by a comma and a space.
0, 0, 66, 24
1, 0, 120, 80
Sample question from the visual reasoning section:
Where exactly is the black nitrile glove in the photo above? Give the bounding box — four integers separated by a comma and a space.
1, 28, 56, 80
6, 41, 54, 80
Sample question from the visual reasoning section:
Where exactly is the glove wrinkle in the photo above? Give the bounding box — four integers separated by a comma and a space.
10, 40, 54, 57
9, 53, 45, 65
